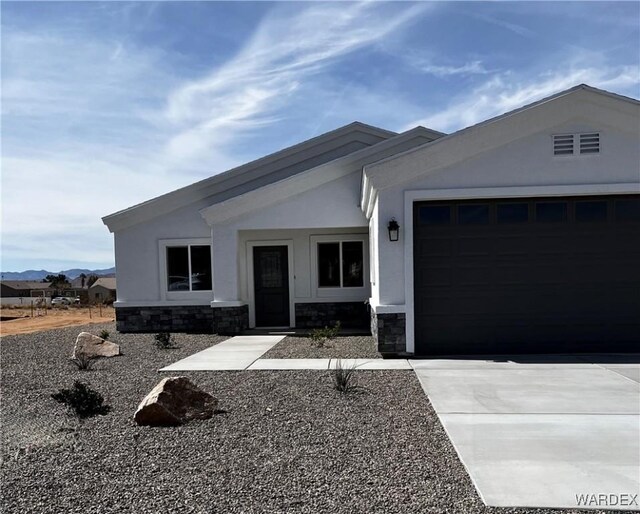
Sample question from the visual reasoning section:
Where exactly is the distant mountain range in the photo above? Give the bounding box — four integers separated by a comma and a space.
0, 267, 116, 281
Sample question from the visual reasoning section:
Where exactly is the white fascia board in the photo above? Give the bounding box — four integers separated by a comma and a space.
364, 85, 640, 192
102, 122, 398, 233
200, 127, 441, 225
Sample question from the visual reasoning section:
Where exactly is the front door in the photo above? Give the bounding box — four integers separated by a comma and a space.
253, 245, 290, 327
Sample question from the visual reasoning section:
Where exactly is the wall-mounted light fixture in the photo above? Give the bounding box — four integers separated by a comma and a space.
388, 218, 400, 242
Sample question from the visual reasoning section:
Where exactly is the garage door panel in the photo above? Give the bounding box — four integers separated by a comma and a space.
417, 238, 452, 257
414, 195, 640, 354
494, 237, 531, 256
418, 268, 452, 287
456, 237, 492, 256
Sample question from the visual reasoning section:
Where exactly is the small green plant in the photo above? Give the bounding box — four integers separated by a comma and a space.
52, 381, 111, 418
332, 358, 360, 395
98, 329, 110, 340
154, 332, 176, 349
71, 353, 97, 371
310, 321, 341, 348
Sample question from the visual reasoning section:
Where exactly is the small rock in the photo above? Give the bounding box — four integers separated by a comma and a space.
72, 332, 120, 359
134, 376, 218, 426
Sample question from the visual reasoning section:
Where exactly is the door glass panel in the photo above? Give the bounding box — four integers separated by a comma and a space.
167, 246, 189, 291
575, 201, 607, 222
342, 242, 364, 287
318, 243, 340, 287
190, 246, 212, 290
419, 205, 451, 225
259, 250, 283, 288
497, 203, 528, 224
458, 204, 490, 225
536, 202, 567, 223
615, 199, 640, 221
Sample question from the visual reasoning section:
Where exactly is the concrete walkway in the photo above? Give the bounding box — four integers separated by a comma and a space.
413, 355, 640, 511
160, 335, 285, 371
160, 337, 413, 371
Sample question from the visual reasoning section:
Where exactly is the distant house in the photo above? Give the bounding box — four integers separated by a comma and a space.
1, 281, 53, 298
89, 278, 116, 302
69, 276, 88, 289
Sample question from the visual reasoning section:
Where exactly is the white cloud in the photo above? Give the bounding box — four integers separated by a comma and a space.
163, 1, 427, 164
413, 60, 489, 78
409, 64, 640, 133
1, 1, 429, 270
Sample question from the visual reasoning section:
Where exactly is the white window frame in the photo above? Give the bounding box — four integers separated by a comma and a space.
310, 234, 368, 299
159, 238, 213, 301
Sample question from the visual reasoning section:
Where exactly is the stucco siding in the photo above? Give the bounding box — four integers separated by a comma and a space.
374, 121, 640, 311
114, 201, 212, 303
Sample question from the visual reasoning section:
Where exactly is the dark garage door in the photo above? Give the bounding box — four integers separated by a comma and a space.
413, 195, 640, 355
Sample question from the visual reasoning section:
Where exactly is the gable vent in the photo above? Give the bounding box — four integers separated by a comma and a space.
553, 134, 575, 155
579, 133, 600, 154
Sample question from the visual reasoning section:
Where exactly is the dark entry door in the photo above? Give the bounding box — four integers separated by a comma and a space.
253, 246, 290, 327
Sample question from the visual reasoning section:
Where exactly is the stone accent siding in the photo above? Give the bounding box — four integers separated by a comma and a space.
115, 304, 249, 335
371, 311, 406, 354
212, 305, 249, 335
294, 302, 369, 329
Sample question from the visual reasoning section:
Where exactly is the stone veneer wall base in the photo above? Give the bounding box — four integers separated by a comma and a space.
371, 311, 406, 355
116, 305, 249, 335
294, 302, 369, 329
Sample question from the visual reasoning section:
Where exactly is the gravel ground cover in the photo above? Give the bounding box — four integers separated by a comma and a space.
262, 335, 381, 359
2, 324, 602, 514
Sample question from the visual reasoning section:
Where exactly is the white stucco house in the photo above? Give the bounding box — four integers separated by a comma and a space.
103, 84, 640, 355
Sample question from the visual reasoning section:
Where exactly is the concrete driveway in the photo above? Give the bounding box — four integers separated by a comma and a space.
412, 354, 640, 511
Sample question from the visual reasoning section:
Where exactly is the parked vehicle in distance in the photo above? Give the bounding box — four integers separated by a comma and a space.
51, 297, 71, 306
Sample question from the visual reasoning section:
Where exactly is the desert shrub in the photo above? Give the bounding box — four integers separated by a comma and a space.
52, 381, 111, 418
310, 321, 341, 348
154, 332, 176, 349
99, 329, 110, 340
71, 353, 97, 371
332, 358, 360, 395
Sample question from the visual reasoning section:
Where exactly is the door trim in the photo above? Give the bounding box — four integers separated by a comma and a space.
247, 240, 295, 329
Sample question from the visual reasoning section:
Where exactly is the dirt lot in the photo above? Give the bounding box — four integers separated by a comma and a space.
0, 306, 115, 336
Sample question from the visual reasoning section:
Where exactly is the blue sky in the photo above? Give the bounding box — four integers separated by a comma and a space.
1, 1, 639, 272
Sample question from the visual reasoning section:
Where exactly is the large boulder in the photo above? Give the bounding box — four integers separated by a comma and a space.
134, 376, 218, 426
72, 332, 120, 359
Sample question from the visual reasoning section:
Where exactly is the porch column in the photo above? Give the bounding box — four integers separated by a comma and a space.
211, 223, 240, 301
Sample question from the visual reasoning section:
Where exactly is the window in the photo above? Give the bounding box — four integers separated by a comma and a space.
458, 204, 490, 225
615, 198, 640, 222
166, 245, 211, 291
419, 205, 451, 225
575, 201, 607, 222
553, 132, 600, 156
318, 241, 363, 288
536, 202, 568, 223
497, 203, 529, 224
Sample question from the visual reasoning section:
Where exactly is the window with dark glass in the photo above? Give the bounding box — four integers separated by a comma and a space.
419, 205, 451, 225
575, 201, 607, 222
318, 241, 363, 288
536, 202, 567, 223
166, 245, 212, 291
615, 198, 640, 222
342, 242, 364, 287
497, 203, 529, 224
458, 204, 490, 225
